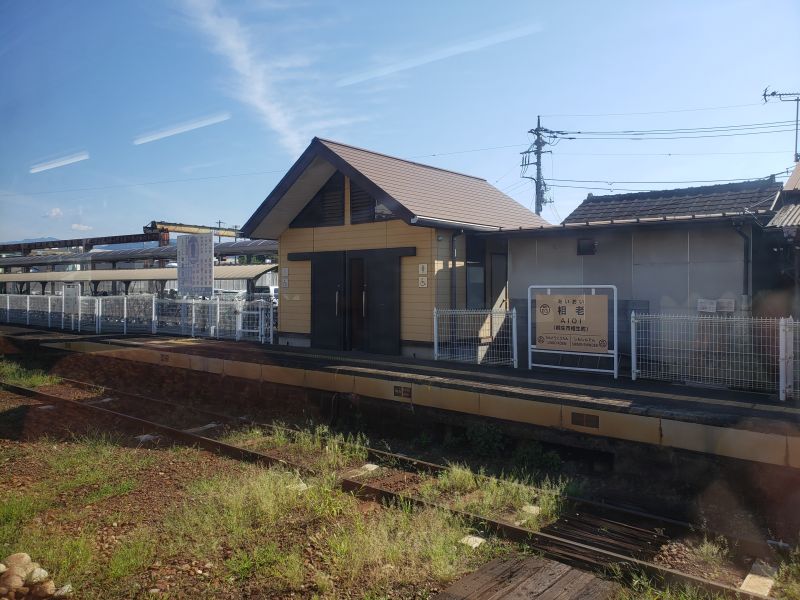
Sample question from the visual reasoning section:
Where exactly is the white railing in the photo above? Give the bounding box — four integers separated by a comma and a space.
433, 308, 517, 367
631, 312, 796, 400
0, 294, 274, 344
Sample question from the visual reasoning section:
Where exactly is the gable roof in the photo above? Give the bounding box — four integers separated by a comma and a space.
242, 137, 549, 238
562, 179, 781, 226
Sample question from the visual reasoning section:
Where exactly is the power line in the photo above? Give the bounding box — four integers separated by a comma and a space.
553, 128, 796, 141
558, 120, 794, 136
540, 102, 766, 118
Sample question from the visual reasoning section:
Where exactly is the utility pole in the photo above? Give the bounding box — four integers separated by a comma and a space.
763, 88, 800, 162
521, 116, 554, 215
215, 219, 225, 245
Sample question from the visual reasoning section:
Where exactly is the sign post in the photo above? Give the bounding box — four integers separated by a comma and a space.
527, 285, 618, 378
177, 233, 214, 298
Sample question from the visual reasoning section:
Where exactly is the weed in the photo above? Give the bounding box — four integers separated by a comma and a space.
21, 530, 95, 590
511, 440, 562, 474
84, 479, 137, 504
0, 494, 51, 551
465, 422, 506, 457
692, 534, 729, 569
776, 546, 800, 599
324, 505, 482, 588
106, 529, 156, 580
225, 542, 304, 589
616, 571, 726, 599
0, 359, 60, 388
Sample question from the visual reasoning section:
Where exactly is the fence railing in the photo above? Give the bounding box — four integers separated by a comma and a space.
0, 294, 274, 344
631, 312, 796, 400
433, 308, 517, 367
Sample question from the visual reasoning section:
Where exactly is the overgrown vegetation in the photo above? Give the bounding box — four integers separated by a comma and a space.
776, 547, 800, 599
691, 534, 730, 569
615, 571, 726, 600
419, 463, 567, 528
0, 358, 60, 388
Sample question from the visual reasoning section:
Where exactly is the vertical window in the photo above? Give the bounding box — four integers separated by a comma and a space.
350, 179, 394, 224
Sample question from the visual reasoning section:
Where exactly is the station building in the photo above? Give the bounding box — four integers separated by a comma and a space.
241, 137, 547, 356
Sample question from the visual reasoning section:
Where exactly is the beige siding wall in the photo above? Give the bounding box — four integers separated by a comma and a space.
277, 177, 436, 342
433, 231, 466, 310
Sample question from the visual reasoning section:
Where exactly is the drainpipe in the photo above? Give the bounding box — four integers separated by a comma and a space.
733, 223, 751, 302
450, 229, 464, 309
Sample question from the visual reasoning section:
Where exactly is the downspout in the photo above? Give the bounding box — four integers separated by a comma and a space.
733, 223, 750, 303
450, 229, 464, 309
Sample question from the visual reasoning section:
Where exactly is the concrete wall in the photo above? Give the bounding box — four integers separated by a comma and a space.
508, 223, 750, 362
509, 223, 749, 313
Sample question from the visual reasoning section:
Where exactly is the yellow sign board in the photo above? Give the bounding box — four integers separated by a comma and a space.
535, 294, 609, 353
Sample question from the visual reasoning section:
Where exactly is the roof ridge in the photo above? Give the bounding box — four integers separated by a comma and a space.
585, 178, 780, 203
315, 137, 487, 182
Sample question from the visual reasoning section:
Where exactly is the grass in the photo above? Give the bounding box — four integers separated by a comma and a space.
776, 547, 800, 599
226, 542, 305, 588
324, 500, 489, 590
691, 534, 729, 569
107, 529, 157, 581
222, 423, 369, 474
419, 464, 567, 527
615, 571, 726, 599
0, 359, 60, 388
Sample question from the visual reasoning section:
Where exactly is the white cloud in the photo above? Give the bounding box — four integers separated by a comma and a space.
133, 112, 231, 145
337, 24, 542, 87
182, 0, 308, 156
70, 223, 92, 232
30, 151, 90, 174
44, 207, 63, 219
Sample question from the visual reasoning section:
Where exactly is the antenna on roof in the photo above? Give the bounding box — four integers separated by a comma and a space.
521, 116, 558, 215
763, 88, 800, 162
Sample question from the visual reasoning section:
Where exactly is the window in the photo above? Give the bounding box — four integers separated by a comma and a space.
350, 179, 394, 224
290, 172, 345, 228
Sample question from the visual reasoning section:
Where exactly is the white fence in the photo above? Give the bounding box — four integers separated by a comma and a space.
631, 312, 796, 400
0, 294, 274, 344
433, 308, 517, 367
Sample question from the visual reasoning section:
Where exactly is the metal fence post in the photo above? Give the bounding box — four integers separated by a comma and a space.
630, 311, 637, 381
47, 295, 51, 328
786, 317, 795, 401
191, 299, 196, 338
780, 317, 787, 402
151, 295, 157, 335
96, 297, 102, 334
433, 308, 439, 360
511, 308, 518, 369
61, 298, 65, 330
77, 295, 81, 333
26, 295, 30, 326
5, 295, 9, 324
215, 296, 220, 339
123, 295, 128, 335
269, 301, 274, 344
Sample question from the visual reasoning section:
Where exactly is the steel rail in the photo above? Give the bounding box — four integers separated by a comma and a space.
0, 379, 771, 600
39, 376, 775, 559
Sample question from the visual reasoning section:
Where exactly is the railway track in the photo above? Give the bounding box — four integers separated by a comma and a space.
1, 377, 776, 599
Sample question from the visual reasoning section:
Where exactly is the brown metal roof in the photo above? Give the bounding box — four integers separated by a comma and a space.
242, 138, 549, 237
317, 139, 549, 230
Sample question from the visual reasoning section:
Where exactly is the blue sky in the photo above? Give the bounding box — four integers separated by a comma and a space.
1, 0, 798, 242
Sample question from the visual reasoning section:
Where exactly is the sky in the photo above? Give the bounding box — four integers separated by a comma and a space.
0, 0, 798, 242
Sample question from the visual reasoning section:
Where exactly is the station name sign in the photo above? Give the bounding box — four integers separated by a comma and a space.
177, 233, 214, 297
535, 293, 608, 353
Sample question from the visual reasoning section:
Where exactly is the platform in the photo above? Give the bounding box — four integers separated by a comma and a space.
2, 324, 799, 469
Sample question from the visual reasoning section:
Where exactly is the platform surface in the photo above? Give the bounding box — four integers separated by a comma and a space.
4, 324, 800, 468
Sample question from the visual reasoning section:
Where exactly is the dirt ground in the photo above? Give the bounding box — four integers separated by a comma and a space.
0, 389, 515, 599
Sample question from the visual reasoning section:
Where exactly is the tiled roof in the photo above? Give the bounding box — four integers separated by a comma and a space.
563, 180, 781, 225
